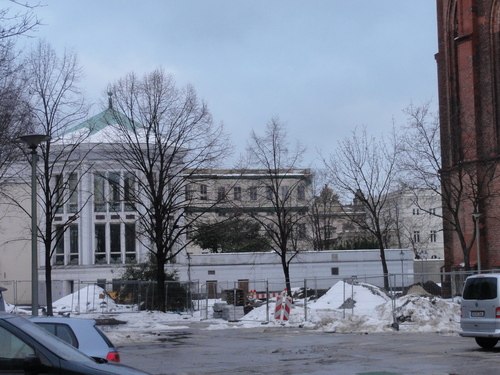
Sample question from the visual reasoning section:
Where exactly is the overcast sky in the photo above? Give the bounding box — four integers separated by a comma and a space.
30, 1, 438, 166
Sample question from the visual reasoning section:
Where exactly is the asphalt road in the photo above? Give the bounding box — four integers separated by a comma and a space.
118, 325, 500, 375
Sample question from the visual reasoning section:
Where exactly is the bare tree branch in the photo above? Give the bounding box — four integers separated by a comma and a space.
245, 118, 311, 296
104, 67, 232, 312
322, 126, 401, 289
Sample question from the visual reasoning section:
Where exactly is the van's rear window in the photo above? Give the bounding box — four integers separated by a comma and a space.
463, 277, 498, 300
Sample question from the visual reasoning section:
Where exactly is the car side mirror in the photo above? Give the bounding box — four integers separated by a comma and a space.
23, 354, 44, 375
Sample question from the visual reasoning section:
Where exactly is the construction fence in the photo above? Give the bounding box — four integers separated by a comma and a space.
0, 270, 482, 324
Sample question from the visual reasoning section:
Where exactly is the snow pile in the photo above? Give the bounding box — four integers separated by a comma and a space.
52, 285, 123, 314
241, 280, 460, 334
380, 293, 461, 332
311, 280, 391, 314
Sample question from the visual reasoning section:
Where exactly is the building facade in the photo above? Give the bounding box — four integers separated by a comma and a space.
437, 0, 500, 271
184, 169, 313, 254
385, 189, 444, 259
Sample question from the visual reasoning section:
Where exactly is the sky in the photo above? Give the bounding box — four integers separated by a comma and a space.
24, 1, 438, 166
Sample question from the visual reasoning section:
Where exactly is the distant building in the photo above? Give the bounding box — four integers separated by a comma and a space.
308, 185, 368, 250
384, 188, 444, 259
183, 168, 312, 254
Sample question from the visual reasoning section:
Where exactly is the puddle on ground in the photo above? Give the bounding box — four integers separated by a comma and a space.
150, 330, 192, 345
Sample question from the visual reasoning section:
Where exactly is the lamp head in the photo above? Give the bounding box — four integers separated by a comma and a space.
19, 134, 51, 150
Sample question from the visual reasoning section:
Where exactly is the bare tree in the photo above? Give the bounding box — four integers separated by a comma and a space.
323, 126, 400, 289
0, 1, 41, 40
105, 68, 231, 312
246, 118, 310, 295
309, 184, 340, 250
20, 40, 90, 315
400, 102, 500, 271
0, 1, 41, 186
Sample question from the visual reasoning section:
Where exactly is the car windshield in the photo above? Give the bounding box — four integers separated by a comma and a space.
463, 277, 498, 300
7, 316, 94, 363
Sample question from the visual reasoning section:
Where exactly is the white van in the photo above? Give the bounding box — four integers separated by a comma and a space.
460, 274, 500, 348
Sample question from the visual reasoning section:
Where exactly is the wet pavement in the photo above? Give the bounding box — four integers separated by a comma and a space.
118, 325, 500, 374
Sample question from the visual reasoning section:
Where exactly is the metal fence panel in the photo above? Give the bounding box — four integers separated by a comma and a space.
0, 269, 492, 324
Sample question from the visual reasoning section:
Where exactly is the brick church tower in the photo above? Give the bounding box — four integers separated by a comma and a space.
436, 0, 500, 272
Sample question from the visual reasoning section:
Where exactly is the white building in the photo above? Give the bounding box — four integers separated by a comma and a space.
183, 168, 312, 254
385, 188, 444, 259
170, 249, 416, 294
0, 108, 157, 303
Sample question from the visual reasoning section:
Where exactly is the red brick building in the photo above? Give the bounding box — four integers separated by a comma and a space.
436, 0, 500, 272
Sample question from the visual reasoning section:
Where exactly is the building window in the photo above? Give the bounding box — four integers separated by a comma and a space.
233, 186, 241, 201
185, 184, 194, 200
208, 270, 215, 275
266, 186, 272, 200
412, 208, 419, 215
217, 186, 226, 201
125, 223, 136, 264
430, 230, 437, 243
249, 186, 257, 201
325, 225, 333, 239
54, 225, 64, 265
297, 185, 305, 201
200, 184, 208, 200
94, 173, 106, 212
108, 172, 121, 212
94, 224, 106, 264
297, 223, 306, 239
429, 208, 436, 215
331, 267, 339, 275
69, 225, 79, 265
281, 186, 289, 200
124, 172, 135, 211
54, 174, 64, 214
68, 173, 78, 213
413, 231, 420, 243
110, 224, 121, 263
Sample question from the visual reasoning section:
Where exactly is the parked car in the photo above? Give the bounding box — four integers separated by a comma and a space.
31, 316, 120, 362
460, 273, 500, 349
0, 313, 150, 374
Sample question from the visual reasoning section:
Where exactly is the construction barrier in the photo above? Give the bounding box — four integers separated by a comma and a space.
274, 289, 292, 322
249, 290, 280, 299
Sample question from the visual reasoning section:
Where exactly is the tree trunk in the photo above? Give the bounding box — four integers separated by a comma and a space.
379, 246, 389, 290
463, 251, 471, 271
45, 262, 53, 316
156, 255, 166, 312
281, 254, 292, 297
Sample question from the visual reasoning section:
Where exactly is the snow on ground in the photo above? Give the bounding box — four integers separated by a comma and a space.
3, 280, 461, 345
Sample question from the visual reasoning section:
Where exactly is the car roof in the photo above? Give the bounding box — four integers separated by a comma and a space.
466, 274, 500, 279
31, 315, 116, 356
30, 316, 97, 327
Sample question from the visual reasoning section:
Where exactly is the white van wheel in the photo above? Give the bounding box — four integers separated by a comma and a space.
475, 337, 498, 349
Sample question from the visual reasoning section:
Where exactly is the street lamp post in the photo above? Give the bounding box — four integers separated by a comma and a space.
399, 250, 405, 292
472, 212, 482, 274
19, 134, 50, 317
